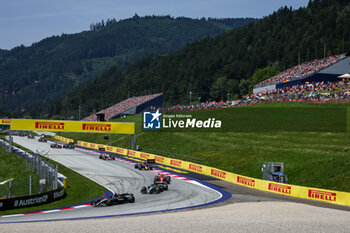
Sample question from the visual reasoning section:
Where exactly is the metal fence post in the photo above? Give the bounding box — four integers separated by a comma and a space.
7, 180, 12, 198
54, 165, 58, 190
29, 175, 32, 195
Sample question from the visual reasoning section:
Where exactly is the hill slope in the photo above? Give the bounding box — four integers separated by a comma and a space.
0, 49, 7, 56
61, 102, 350, 192
0, 16, 255, 113
42, 0, 350, 119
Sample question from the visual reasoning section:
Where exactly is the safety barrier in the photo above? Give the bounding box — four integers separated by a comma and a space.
0, 187, 66, 211
57, 138, 350, 207
54, 135, 74, 144
76, 140, 128, 155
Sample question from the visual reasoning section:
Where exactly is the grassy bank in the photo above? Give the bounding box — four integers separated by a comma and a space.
62, 102, 350, 192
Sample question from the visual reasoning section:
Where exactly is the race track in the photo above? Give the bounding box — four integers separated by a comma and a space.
0, 136, 226, 223
2, 136, 350, 233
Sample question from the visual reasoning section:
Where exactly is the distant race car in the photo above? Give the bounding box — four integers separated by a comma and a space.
141, 183, 168, 194
91, 193, 135, 207
134, 162, 153, 170
154, 173, 171, 184
50, 143, 62, 149
99, 153, 115, 160
38, 138, 47, 142
63, 143, 75, 149
27, 134, 34, 139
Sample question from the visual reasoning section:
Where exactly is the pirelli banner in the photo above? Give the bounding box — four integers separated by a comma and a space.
73, 139, 350, 207
54, 135, 74, 144
77, 140, 128, 156
0, 119, 10, 125
10, 119, 135, 134
126, 149, 350, 207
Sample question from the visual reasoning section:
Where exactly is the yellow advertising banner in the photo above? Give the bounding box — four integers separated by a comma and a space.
10, 119, 135, 134
0, 119, 10, 125
73, 139, 350, 207
77, 140, 128, 156
54, 135, 74, 144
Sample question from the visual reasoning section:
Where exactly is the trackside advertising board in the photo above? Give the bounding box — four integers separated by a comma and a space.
76, 140, 350, 207
10, 119, 135, 134
54, 135, 74, 144
77, 140, 128, 155
0, 119, 10, 125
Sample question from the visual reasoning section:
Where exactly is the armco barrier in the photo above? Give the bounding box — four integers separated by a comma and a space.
72, 139, 350, 207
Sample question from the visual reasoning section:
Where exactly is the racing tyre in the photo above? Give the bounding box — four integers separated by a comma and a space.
106, 199, 113, 206
129, 196, 135, 203
141, 187, 147, 193
155, 186, 160, 194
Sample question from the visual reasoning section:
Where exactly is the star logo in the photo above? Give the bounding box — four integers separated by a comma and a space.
143, 110, 161, 129
150, 109, 161, 122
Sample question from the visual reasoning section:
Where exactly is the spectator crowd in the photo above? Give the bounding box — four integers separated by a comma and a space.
254, 54, 346, 88
163, 80, 350, 113
84, 93, 162, 121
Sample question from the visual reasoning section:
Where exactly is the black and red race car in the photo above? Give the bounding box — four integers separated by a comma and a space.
91, 193, 135, 207
50, 143, 62, 149
38, 137, 47, 142
154, 173, 171, 184
99, 153, 115, 160
134, 162, 153, 170
27, 134, 34, 139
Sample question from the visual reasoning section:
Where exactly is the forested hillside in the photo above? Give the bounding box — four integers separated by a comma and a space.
39, 0, 349, 120
0, 16, 255, 113
0, 49, 7, 56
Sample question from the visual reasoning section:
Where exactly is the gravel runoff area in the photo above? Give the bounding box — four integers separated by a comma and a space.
2, 201, 350, 233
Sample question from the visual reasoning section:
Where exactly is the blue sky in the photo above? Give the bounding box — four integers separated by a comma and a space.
0, 0, 309, 50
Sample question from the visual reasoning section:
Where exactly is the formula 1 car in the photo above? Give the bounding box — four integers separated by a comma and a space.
50, 143, 62, 149
91, 193, 135, 207
134, 162, 153, 170
63, 143, 75, 149
38, 138, 47, 142
154, 173, 171, 184
27, 134, 34, 139
99, 153, 115, 160
154, 182, 168, 192
140, 183, 168, 194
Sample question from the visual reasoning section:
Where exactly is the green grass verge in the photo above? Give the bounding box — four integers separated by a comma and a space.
0, 145, 42, 197
0, 139, 106, 215
61, 102, 350, 192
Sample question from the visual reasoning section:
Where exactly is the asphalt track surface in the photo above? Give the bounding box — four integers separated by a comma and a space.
2, 136, 350, 232
0, 136, 225, 223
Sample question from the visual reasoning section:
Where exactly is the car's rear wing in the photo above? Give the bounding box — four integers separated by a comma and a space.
147, 159, 155, 164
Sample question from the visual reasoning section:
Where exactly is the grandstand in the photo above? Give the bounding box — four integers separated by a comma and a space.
84, 93, 163, 121
253, 53, 349, 94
